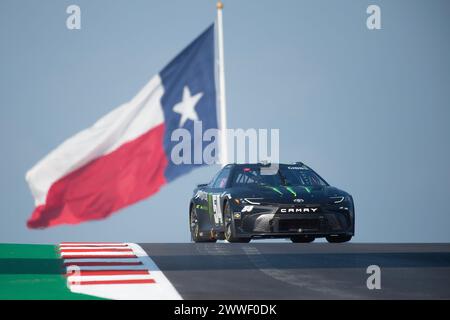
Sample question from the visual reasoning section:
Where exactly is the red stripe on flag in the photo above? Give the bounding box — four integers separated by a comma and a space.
63, 261, 142, 267
62, 254, 137, 259
27, 124, 167, 228
60, 248, 133, 253
66, 270, 150, 276
70, 279, 156, 285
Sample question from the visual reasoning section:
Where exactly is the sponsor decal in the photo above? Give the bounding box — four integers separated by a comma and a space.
195, 204, 208, 210
241, 205, 254, 212
279, 207, 319, 213
211, 194, 223, 225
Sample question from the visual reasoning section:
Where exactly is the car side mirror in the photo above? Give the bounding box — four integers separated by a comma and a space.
197, 183, 208, 188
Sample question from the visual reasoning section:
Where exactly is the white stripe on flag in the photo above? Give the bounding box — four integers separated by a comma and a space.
26, 75, 165, 207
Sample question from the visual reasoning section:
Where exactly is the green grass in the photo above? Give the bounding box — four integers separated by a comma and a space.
0, 243, 104, 300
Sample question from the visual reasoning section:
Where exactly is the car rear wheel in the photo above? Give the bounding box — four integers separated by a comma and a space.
190, 206, 216, 243
224, 202, 251, 243
290, 235, 315, 243
326, 235, 352, 243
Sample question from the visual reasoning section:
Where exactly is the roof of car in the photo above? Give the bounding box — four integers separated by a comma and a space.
229, 162, 305, 167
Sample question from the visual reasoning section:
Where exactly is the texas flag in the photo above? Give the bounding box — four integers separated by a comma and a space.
26, 25, 218, 228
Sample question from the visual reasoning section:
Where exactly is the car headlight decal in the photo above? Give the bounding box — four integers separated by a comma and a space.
242, 198, 262, 205
330, 196, 345, 204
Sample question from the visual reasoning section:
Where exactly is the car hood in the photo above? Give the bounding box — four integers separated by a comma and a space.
230, 185, 348, 205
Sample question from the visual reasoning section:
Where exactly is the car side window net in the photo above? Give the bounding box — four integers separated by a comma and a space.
212, 168, 231, 189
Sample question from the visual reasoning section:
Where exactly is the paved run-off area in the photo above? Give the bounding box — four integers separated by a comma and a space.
1, 243, 450, 299
0, 243, 102, 299
143, 243, 450, 299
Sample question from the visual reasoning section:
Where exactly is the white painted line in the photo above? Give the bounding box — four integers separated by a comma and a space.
65, 265, 148, 271
60, 243, 182, 300
69, 283, 156, 299
60, 251, 135, 257
60, 242, 126, 246
68, 274, 154, 282
59, 246, 131, 250
63, 258, 140, 264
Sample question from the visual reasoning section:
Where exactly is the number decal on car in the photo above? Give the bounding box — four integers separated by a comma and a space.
212, 194, 223, 225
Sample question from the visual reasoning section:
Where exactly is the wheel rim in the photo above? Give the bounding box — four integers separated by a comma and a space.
190, 208, 199, 239
225, 223, 231, 241
224, 203, 232, 241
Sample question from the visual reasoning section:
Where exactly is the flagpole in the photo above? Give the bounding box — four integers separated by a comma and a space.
217, 1, 228, 167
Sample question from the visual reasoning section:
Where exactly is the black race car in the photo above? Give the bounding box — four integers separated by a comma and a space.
189, 162, 354, 243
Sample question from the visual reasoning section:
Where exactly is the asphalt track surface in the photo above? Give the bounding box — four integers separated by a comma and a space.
140, 243, 450, 299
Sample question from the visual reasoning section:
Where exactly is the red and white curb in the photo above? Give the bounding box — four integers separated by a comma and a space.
59, 242, 181, 300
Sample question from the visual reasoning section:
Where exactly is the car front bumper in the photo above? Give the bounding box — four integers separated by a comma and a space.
232, 204, 354, 238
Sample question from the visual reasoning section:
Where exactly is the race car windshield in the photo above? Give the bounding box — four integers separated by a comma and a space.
232, 166, 327, 187
279, 166, 328, 186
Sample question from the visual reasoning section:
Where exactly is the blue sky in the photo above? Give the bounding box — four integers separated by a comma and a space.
0, 0, 449, 243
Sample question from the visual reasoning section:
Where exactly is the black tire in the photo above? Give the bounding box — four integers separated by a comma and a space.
223, 201, 251, 243
290, 235, 315, 243
216, 232, 226, 241
190, 206, 216, 243
326, 235, 352, 243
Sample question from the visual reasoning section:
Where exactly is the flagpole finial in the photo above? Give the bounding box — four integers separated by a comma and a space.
217, 1, 224, 10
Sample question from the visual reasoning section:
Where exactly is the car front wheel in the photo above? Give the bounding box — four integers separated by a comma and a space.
190, 206, 216, 243
326, 235, 352, 243
224, 202, 250, 243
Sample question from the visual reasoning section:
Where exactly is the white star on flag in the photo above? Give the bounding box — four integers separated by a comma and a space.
172, 86, 203, 127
